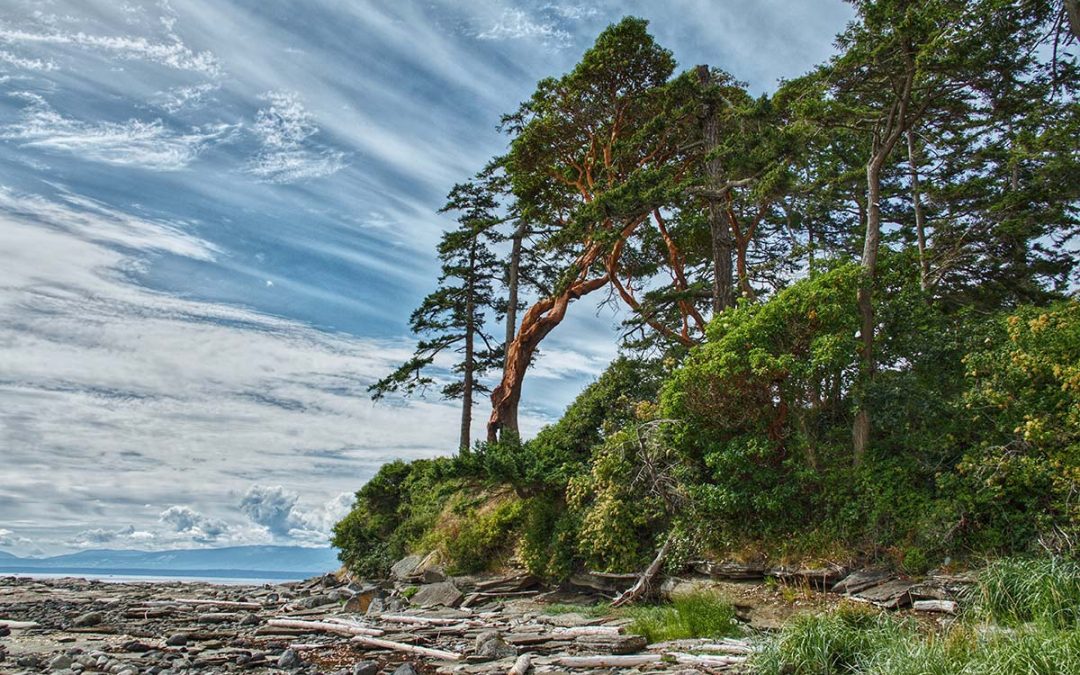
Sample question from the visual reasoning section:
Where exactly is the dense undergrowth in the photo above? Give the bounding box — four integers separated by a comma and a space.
334, 262, 1079, 580
754, 558, 1080, 674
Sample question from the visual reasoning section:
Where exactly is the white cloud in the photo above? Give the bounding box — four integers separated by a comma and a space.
477, 9, 572, 47
0, 92, 231, 170
0, 48, 58, 71
239, 485, 352, 544
153, 82, 219, 113
245, 91, 346, 183
0, 26, 222, 77
159, 505, 227, 542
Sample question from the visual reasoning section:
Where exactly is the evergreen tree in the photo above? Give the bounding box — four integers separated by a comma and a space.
370, 181, 504, 451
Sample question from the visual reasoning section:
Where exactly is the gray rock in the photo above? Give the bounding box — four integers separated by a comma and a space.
72, 611, 103, 627
296, 594, 334, 609
390, 554, 424, 580
392, 663, 418, 675
165, 633, 187, 647
410, 581, 463, 608
344, 586, 387, 614
352, 661, 378, 675
278, 648, 302, 669
474, 630, 516, 660
420, 567, 447, 583
239, 612, 261, 626
49, 653, 74, 670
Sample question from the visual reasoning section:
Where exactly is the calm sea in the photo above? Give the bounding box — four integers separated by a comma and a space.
1, 569, 311, 585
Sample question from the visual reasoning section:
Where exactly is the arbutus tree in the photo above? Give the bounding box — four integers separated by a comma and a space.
487, 17, 700, 442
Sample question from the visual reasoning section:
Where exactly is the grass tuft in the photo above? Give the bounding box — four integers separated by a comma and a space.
970, 556, 1080, 629
624, 592, 740, 643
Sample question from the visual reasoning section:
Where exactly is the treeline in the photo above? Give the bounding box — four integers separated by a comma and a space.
337, 2, 1079, 578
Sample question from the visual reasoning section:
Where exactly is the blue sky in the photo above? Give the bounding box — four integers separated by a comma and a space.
0, 0, 853, 556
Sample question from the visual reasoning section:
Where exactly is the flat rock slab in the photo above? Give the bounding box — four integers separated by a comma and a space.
832, 569, 893, 595
411, 582, 463, 608
853, 579, 914, 609
391, 555, 424, 580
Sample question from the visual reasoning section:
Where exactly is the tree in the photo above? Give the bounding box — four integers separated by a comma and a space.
487, 17, 699, 441
370, 181, 504, 451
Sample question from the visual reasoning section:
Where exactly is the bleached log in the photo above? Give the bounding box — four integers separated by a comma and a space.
147, 598, 262, 611
350, 635, 464, 661
556, 654, 663, 668
0, 619, 39, 629
508, 653, 532, 675
379, 614, 469, 626
266, 618, 383, 637
913, 599, 958, 614
671, 652, 747, 666
551, 625, 624, 637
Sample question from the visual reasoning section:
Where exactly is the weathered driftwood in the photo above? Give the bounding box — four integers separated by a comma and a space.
556, 654, 663, 668
379, 614, 469, 626
351, 634, 464, 661
0, 619, 39, 629
266, 618, 383, 637
913, 599, 958, 614
671, 652, 747, 666
575, 634, 648, 654
146, 598, 262, 611
508, 653, 532, 675
551, 625, 623, 637
612, 533, 673, 607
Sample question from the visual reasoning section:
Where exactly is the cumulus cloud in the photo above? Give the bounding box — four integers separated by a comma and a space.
70, 525, 154, 546
245, 91, 345, 183
239, 485, 351, 544
0, 92, 232, 170
159, 505, 227, 542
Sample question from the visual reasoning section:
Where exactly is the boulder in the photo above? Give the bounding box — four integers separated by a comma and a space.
390, 555, 424, 580
475, 630, 516, 660
72, 611, 103, 627
343, 586, 387, 614
277, 648, 302, 669
392, 663, 418, 675
352, 661, 379, 675
410, 581, 463, 608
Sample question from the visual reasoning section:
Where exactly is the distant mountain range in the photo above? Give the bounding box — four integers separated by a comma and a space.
0, 545, 340, 580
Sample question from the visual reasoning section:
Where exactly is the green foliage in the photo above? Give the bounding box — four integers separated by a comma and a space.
946, 302, 1080, 552
624, 593, 740, 643
435, 495, 525, 575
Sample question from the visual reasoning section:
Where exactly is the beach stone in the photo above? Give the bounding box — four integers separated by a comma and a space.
278, 648, 302, 669
390, 554, 424, 580
475, 630, 515, 660
352, 661, 378, 675
392, 663, 418, 675
165, 633, 187, 646
72, 611, 103, 627
410, 581, 463, 608
49, 653, 74, 670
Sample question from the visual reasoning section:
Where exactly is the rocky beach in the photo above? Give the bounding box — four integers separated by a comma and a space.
0, 555, 972, 675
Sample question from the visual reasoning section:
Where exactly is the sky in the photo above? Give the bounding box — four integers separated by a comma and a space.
0, 0, 854, 557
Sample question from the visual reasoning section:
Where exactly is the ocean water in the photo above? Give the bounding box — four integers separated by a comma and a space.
1, 570, 309, 585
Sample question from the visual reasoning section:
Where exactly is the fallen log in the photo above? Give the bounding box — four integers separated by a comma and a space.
379, 614, 469, 626
671, 652, 747, 666
551, 625, 623, 637
147, 598, 262, 611
0, 619, 39, 629
556, 654, 663, 668
913, 599, 958, 614
612, 533, 673, 607
350, 635, 464, 661
508, 653, 532, 675
266, 618, 383, 637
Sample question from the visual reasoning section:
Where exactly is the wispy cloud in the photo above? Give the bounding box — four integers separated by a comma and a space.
0, 47, 58, 71
477, 9, 572, 47
245, 91, 346, 183
1, 92, 232, 170
0, 26, 222, 77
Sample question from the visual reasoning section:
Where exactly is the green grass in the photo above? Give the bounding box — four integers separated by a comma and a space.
970, 556, 1080, 629
623, 593, 740, 643
754, 557, 1080, 675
